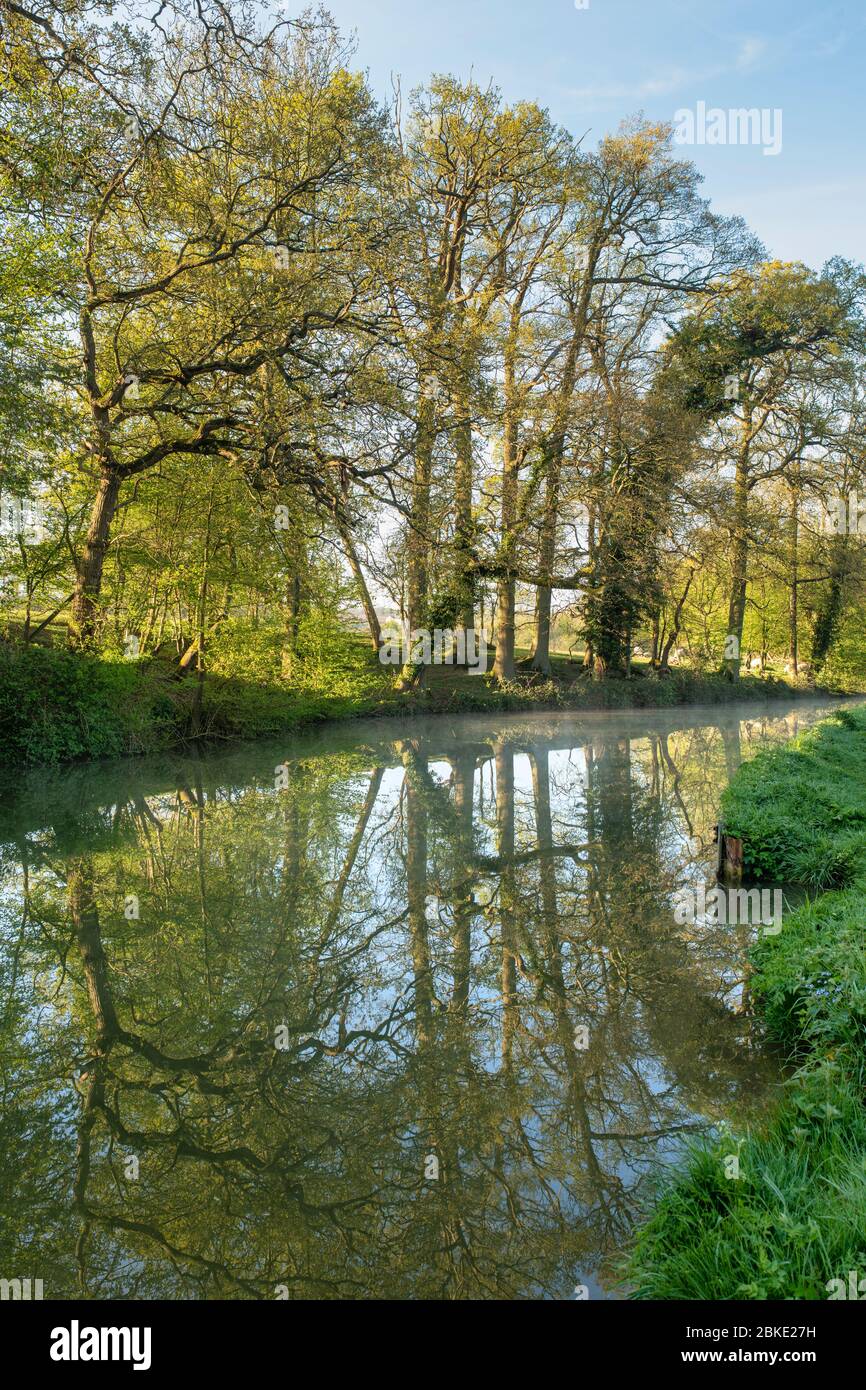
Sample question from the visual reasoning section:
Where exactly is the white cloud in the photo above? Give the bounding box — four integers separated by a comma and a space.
567, 67, 707, 104
566, 34, 773, 109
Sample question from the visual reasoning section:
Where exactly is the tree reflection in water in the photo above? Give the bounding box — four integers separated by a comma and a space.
0, 702, 831, 1299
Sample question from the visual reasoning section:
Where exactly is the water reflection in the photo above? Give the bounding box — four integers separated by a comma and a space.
0, 700, 850, 1299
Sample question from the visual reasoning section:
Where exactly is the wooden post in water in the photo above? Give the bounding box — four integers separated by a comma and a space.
716, 819, 744, 881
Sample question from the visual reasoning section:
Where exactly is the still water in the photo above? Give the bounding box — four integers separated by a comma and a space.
0, 698, 851, 1300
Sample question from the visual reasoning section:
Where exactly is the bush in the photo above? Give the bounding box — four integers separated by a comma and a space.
0, 643, 177, 764
0, 639, 389, 767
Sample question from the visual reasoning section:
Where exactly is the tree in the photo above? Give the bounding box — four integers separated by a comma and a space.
663, 260, 861, 679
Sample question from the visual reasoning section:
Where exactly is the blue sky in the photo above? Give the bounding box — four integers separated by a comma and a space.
322, 0, 866, 270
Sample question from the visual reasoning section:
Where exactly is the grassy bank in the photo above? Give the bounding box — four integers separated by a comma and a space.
0, 641, 385, 766
627, 705, 866, 1300
0, 638, 847, 768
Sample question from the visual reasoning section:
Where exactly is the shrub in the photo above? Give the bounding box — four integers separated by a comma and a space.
0, 643, 176, 764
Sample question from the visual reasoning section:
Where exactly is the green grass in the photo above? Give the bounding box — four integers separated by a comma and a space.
626, 705, 866, 1300
721, 707, 866, 888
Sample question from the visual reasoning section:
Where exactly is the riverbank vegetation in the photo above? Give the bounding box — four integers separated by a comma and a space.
628, 704, 866, 1299
0, 636, 828, 766
2, 1, 866, 768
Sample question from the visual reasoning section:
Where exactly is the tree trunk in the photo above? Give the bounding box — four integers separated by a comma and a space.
189, 485, 215, 736
528, 444, 560, 675
406, 395, 434, 634
453, 381, 475, 636
493, 340, 519, 683
281, 573, 302, 680
789, 479, 799, 676
335, 511, 381, 652
529, 331, 579, 675
69, 467, 122, 649
397, 388, 435, 691
659, 569, 694, 671
724, 413, 752, 680
650, 611, 660, 666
